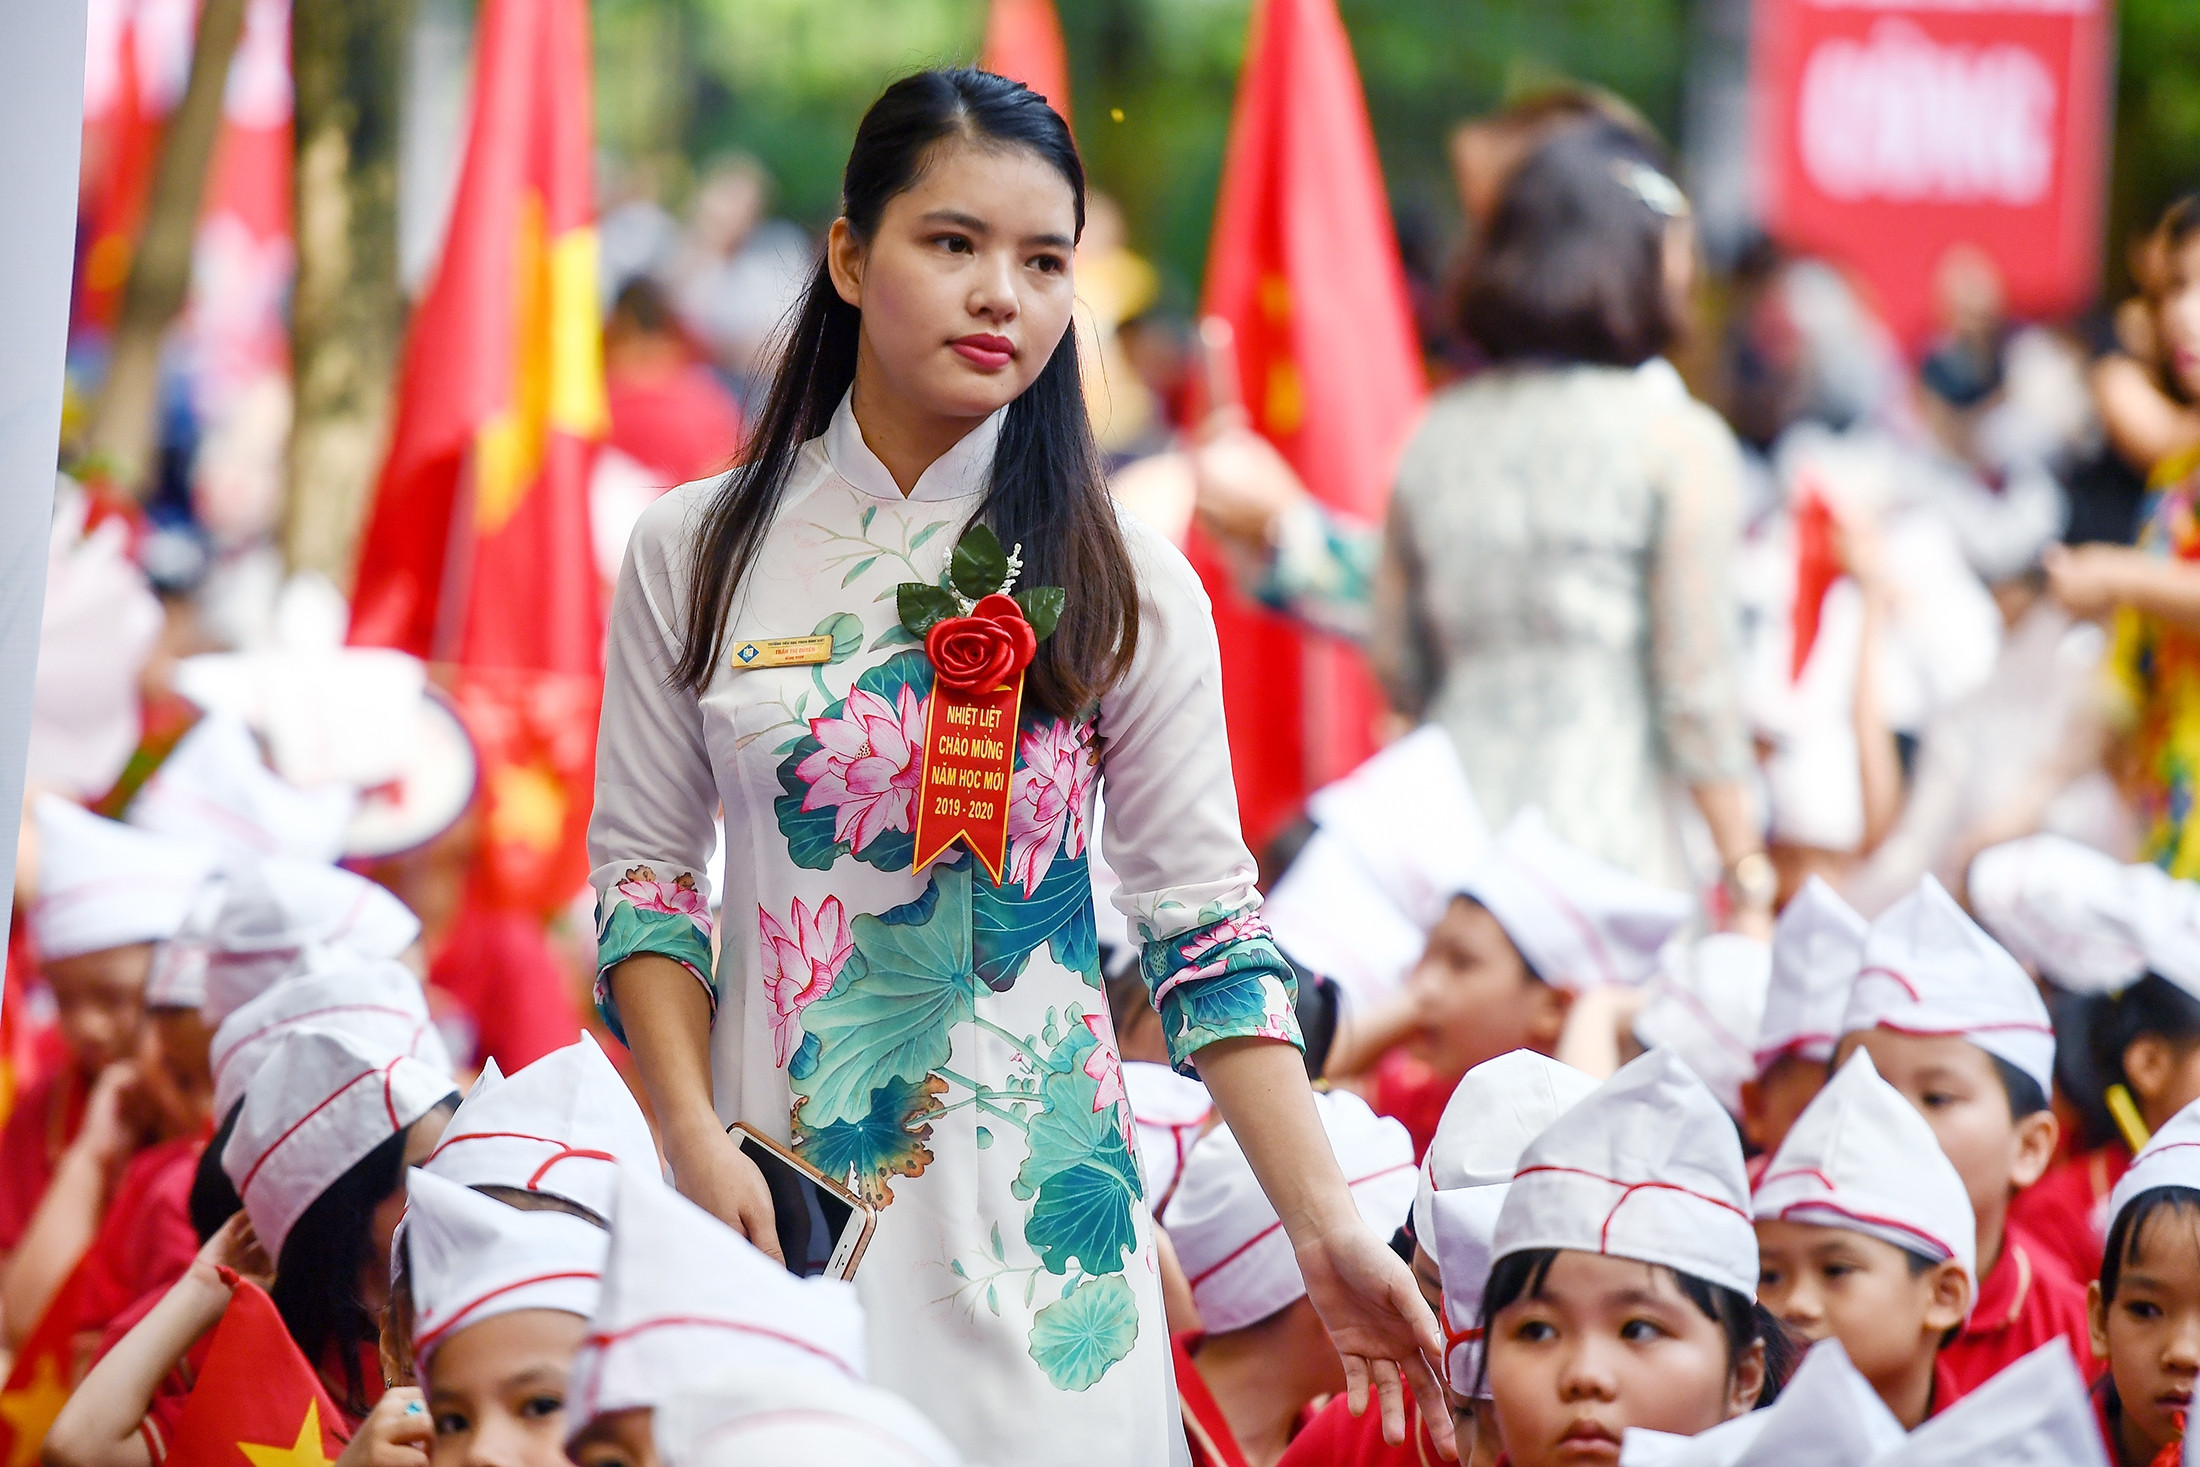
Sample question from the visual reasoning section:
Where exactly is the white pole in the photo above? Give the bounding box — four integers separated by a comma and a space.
0, 0, 91, 963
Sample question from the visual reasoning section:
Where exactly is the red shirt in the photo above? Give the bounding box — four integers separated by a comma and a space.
605, 364, 742, 487
71, 1134, 205, 1335
1933, 1233, 2098, 1405
428, 895, 586, 1073
1371, 1052, 1456, 1161
1175, 1332, 1252, 1467
2009, 1144, 2129, 1285
1275, 1393, 1441, 1467
0, 1064, 89, 1251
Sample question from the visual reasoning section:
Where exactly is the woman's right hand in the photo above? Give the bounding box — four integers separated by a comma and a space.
336, 1389, 431, 1467
662, 1117, 784, 1265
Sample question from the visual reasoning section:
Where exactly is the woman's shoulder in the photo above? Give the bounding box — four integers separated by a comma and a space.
622, 442, 833, 582
1111, 500, 1211, 615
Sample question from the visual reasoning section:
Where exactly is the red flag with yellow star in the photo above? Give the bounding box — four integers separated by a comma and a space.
0, 1269, 88, 1467
347, 0, 607, 914
1197, 0, 1424, 849
163, 1278, 346, 1467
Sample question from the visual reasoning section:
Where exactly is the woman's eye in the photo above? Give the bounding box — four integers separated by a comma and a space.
1620, 1318, 1668, 1343
1028, 253, 1066, 273
517, 1393, 565, 1421
934, 234, 973, 254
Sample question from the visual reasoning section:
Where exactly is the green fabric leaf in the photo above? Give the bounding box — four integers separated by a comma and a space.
1015, 585, 1066, 641
792, 1074, 945, 1208
868, 623, 922, 651
898, 582, 960, 636
860, 503, 877, 533
909, 520, 948, 551
840, 556, 879, 588
815, 611, 864, 659
972, 850, 1093, 991
1027, 1274, 1139, 1392
1013, 1017, 1140, 1214
789, 863, 980, 1130
1027, 1146, 1141, 1275
950, 522, 1009, 600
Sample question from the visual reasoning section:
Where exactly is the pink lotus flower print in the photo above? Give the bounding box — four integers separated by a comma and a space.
1080, 1013, 1131, 1132
759, 896, 853, 1066
1175, 911, 1263, 981
615, 866, 711, 923
1006, 718, 1098, 897
795, 684, 926, 855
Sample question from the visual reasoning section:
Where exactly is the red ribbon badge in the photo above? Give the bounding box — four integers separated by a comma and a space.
911, 595, 1036, 882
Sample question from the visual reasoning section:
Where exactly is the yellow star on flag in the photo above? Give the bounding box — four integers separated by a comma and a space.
237, 1400, 334, 1467
0, 1352, 71, 1467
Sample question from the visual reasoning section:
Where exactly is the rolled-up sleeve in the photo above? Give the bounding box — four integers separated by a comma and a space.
586, 487, 721, 1041
1095, 514, 1302, 1075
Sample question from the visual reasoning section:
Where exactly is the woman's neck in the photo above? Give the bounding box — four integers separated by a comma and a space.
849, 359, 987, 497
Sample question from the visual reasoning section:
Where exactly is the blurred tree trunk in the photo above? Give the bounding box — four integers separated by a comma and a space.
83, 0, 248, 496
285, 0, 414, 588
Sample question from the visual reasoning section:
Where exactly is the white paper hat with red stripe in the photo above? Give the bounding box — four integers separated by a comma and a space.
1880, 1339, 2107, 1466
30, 794, 219, 961
1634, 934, 1771, 1117
1753, 1050, 1976, 1292
567, 1169, 866, 1440
146, 872, 230, 1009
656, 1366, 964, 1467
209, 959, 449, 1121
1755, 876, 1867, 1070
1123, 1061, 1212, 1213
1418, 1050, 1599, 1395
1455, 808, 1693, 991
200, 854, 422, 1024
1967, 834, 2154, 994
403, 1168, 607, 1371
424, 1034, 658, 1218
1492, 1047, 1758, 1299
222, 1026, 454, 1262
1839, 875, 2054, 1098
2107, 1096, 2200, 1241
128, 713, 357, 862
1163, 1087, 1415, 1334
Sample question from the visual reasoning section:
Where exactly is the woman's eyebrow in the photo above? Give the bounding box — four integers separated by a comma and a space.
1022, 230, 1075, 250
921, 209, 989, 233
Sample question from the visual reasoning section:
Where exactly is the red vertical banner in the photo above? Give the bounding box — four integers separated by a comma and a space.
1199, 0, 1425, 850
982, 0, 1072, 125
1749, 0, 2114, 348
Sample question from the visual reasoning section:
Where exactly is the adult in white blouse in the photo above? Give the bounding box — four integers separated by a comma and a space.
586, 71, 1450, 1464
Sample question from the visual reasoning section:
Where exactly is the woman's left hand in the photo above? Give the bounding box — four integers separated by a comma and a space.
1296, 1219, 1457, 1459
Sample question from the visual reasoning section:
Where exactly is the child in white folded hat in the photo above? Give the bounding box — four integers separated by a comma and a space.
566, 1170, 868, 1467
1163, 1089, 1416, 1467
4, 797, 218, 1258
127, 713, 357, 863
49, 1028, 460, 1466
1478, 1050, 1793, 1467
1617, 1338, 1906, 1467
1307, 1049, 1593, 1467
654, 1366, 963, 1467
1752, 1051, 1975, 1428
1633, 934, 1771, 1121
2087, 1098, 2200, 1467
1387, 809, 1692, 1154
1830, 875, 2094, 1397
402, 1169, 608, 1467
1742, 877, 1867, 1158
422, 1034, 658, 1222
198, 854, 425, 1026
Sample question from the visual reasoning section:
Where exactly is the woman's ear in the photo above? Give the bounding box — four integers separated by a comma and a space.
1922, 1260, 1972, 1335
825, 217, 865, 309
1725, 1337, 1767, 1421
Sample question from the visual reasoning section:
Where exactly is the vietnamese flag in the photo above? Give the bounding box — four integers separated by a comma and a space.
1197, 0, 1424, 849
163, 1276, 348, 1467
0, 1268, 90, 1467
348, 0, 608, 913
982, 0, 1072, 124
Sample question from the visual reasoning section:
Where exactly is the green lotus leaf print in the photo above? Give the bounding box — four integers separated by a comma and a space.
1011, 1012, 1140, 1279
791, 1073, 947, 1207
774, 651, 932, 872
1026, 1143, 1141, 1276
1048, 898, 1099, 985
788, 862, 979, 1130
1027, 1273, 1139, 1392
1013, 1016, 1134, 1201
971, 846, 1094, 992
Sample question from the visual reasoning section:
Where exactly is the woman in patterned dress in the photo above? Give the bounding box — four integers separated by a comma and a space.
586, 71, 1448, 1464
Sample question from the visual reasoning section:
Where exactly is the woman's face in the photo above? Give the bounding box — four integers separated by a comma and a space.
1485, 1251, 1758, 1467
426, 1309, 587, 1467
2160, 233, 2200, 403
365, 1110, 455, 1312
828, 139, 1079, 427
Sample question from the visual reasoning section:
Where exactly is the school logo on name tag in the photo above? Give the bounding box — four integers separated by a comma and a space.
729, 635, 836, 670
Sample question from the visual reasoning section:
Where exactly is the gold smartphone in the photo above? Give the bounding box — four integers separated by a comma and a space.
726, 1121, 878, 1281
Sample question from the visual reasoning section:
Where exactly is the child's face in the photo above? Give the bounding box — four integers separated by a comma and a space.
426, 1309, 587, 1467
44, 943, 151, 1071
1837, 1029, 2056, 1263
1755, 1221, 1968, 1415
1739, 1054, 1828, 1157
1406, 898, 1571, 1078
569, 1407, 656, 1467
1485, 1251, 1760, 1467
142, 1008, 215, 1133
2120, 1033, 2200, 1133
2089, 1205, 2200, 1462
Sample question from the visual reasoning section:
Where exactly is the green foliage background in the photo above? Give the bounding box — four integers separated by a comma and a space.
593, 0, 2200, 314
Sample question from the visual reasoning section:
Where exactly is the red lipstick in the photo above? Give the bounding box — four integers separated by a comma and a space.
950, 333, 1015, 370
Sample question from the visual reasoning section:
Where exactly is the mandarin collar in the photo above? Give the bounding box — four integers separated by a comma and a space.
824, 390, 1003, 503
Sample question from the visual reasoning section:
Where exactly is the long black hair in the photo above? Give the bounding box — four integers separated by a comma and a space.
1475, 1248, 1798, 1408
270, 1096, 458, 1416
673, 68, 1140, 720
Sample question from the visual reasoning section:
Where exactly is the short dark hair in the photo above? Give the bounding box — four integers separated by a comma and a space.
1457, 121, 1686, 368
1477, 1248, 1798, 1407
1989, 1053, 2051, 1120
2097, 1184, 2200, 1439
2090, 973, 2200, 1107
